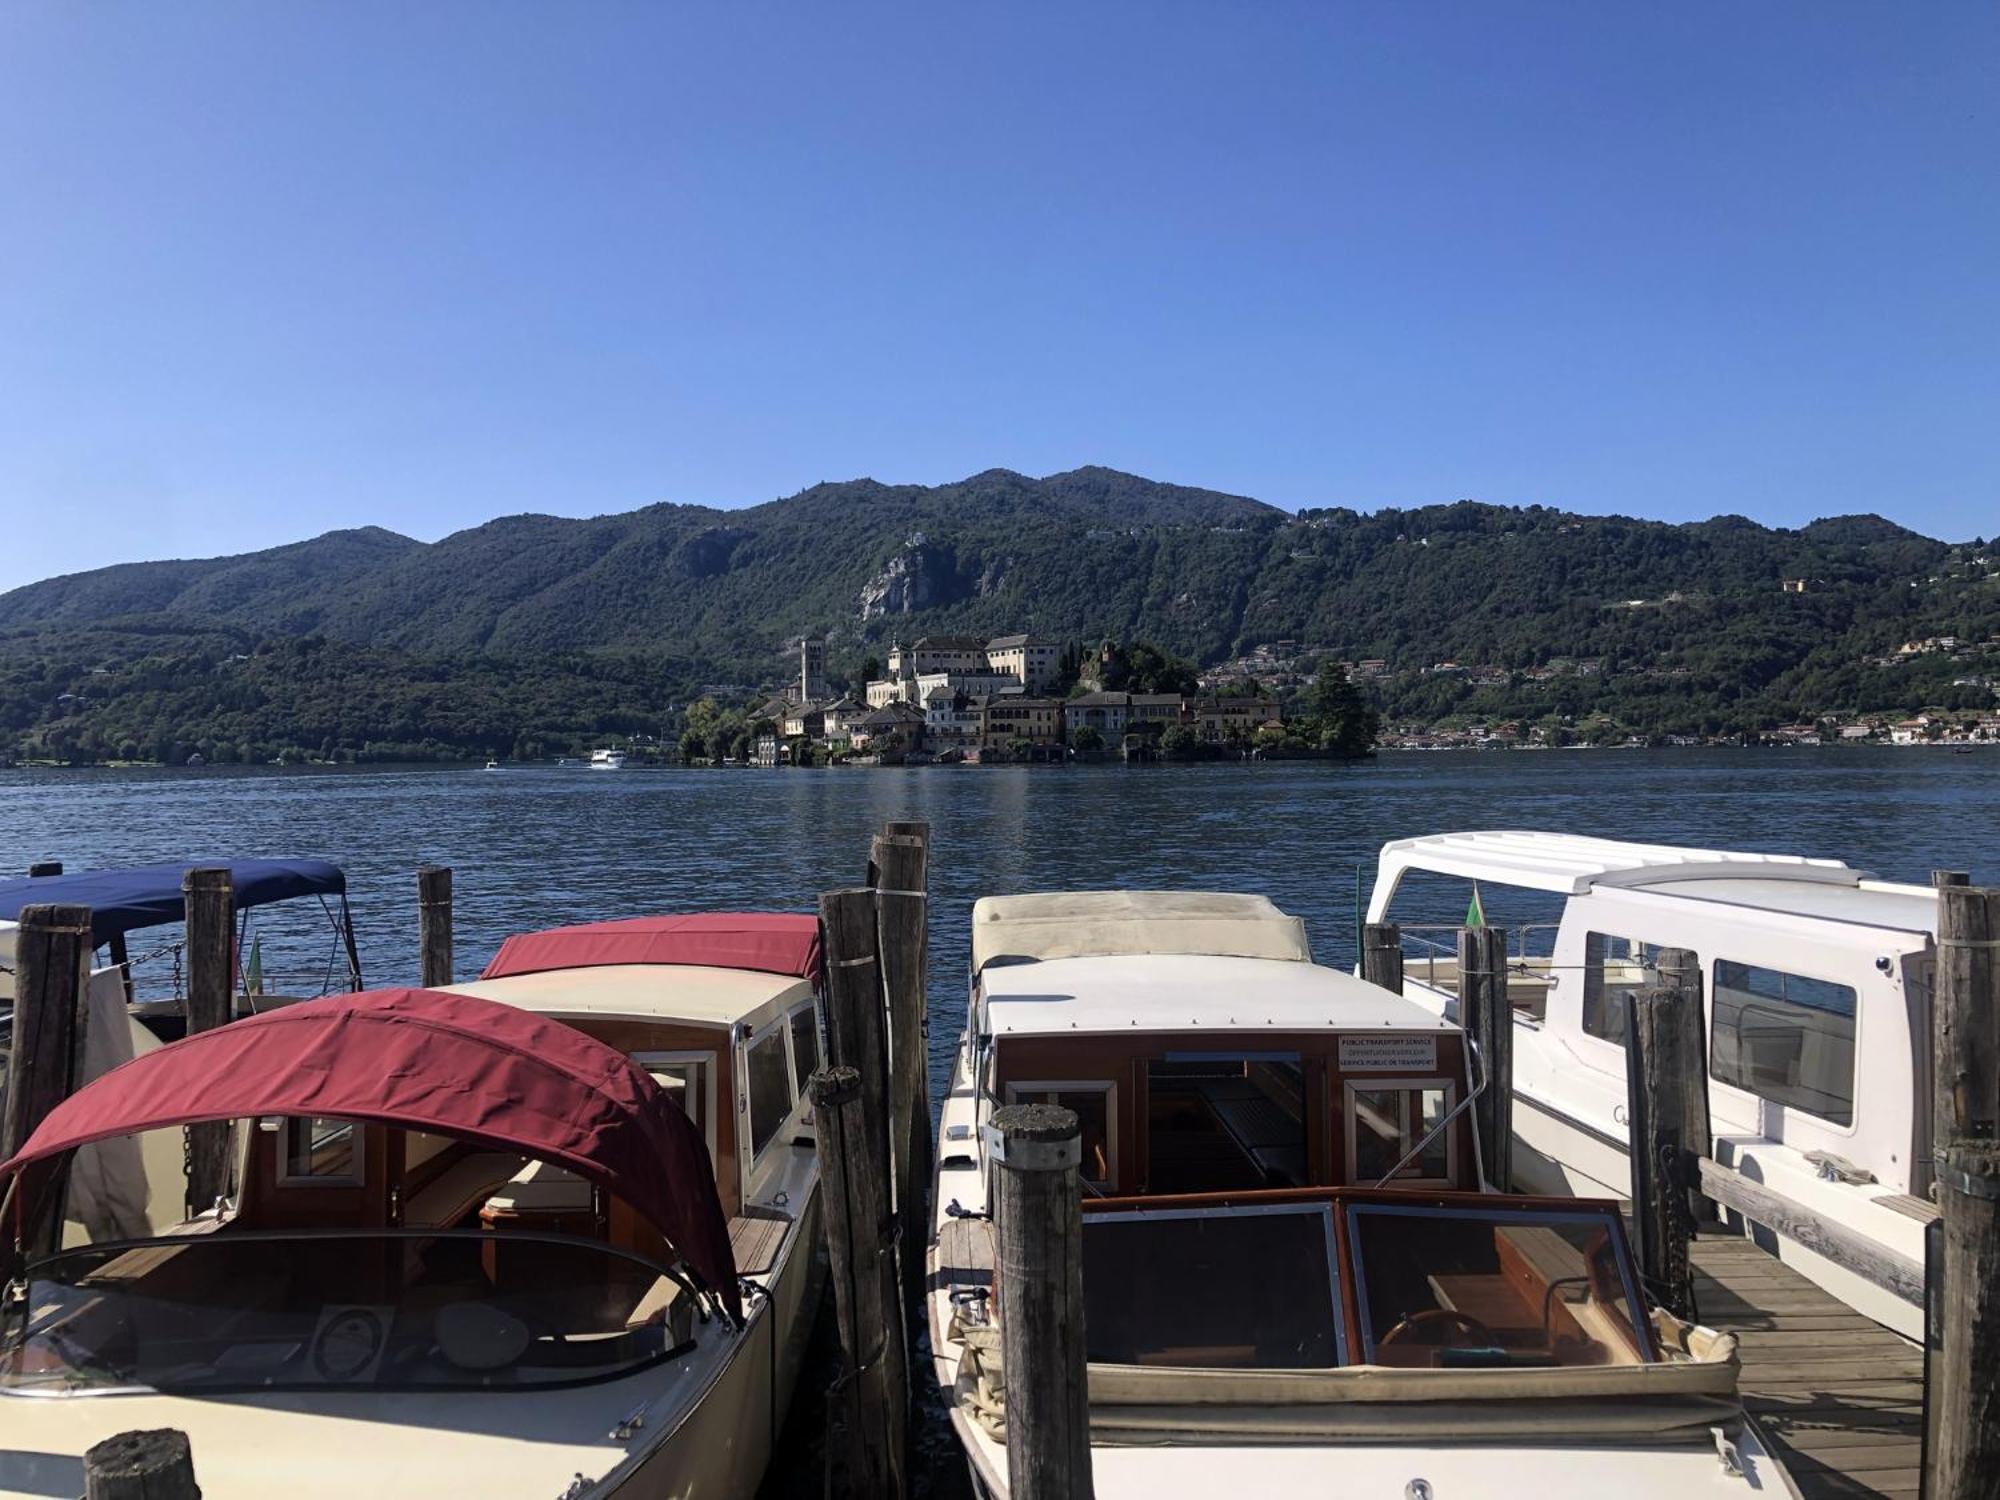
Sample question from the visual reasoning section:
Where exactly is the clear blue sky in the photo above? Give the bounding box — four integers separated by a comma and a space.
2, 3, 1995, 592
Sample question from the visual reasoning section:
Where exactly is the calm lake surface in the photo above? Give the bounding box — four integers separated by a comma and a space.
4, 748, 1995, 1493
2, 748, 1996, 1104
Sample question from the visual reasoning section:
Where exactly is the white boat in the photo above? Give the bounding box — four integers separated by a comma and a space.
590, 748, 628, 770
484, 759, 500, 770
0, 913, 827, 1498
928, 890, 1789, 1498
1365, 830, 1940, 1339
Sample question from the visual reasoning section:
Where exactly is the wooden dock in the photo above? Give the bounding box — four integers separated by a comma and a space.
1691, 1232, 1925, 1498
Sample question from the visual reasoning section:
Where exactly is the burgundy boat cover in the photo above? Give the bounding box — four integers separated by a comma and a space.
0, 988, 740, 1318
481, 912, 822, 984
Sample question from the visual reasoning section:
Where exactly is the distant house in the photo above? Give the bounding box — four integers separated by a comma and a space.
978, 696, 1064, 755
1189, 697, 1278, 743
851, 701, 927, 753
1064, 691, 1132, 741
984, 634, 1061, 692
782, 702, 827, 740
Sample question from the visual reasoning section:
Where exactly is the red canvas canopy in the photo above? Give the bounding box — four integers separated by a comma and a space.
0, 988, 740, 1318
482, 912, 822, 984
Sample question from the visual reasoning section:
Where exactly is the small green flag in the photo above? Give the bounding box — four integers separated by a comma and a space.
1465, 882, 1486, 929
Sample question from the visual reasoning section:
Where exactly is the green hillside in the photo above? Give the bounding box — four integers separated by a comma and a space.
1, 467, 1995, 761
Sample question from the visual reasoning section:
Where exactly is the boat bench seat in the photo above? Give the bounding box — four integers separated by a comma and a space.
405, 1152, 522, 1230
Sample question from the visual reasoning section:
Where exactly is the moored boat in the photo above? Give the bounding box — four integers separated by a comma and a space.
590, 748, 628, 770
1365, 830, 1939, 1338
928, 890, 1789, 1497
0, 911, 827, 1498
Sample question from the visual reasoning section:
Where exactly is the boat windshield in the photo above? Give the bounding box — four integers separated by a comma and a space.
1, 1229, 697, 1395
1344, 1200, 1652, 1369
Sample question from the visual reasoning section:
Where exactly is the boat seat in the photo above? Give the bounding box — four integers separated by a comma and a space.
405, 1152, 521, 1229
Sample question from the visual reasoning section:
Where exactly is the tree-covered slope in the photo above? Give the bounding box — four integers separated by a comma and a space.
1, 466, 1994, 758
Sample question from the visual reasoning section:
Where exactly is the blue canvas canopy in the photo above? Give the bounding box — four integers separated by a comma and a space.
0, 860, 347, 945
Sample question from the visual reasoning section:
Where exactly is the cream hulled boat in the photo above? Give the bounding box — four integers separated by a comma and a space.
928, 891, 1794, 1499
0, 913, 825, 1499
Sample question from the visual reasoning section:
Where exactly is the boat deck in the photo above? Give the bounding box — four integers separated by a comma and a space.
1691, 1234, 1925, 1498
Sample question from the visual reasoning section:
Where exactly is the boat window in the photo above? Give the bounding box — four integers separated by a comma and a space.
788, 1003, 820, 1095
1580, 932, 1674, 1046
1710, 960, 1857, 1127
1145, 1055, 1306, 1194
1081, 1203, 1344, 1367
746, 1028, 795, 1159
1006, 1081, 1115, 1189
2, 1230, 696, 1394
1345, 1201, 1651, 1369
1346, 1081, 1454, 1184
279, 1119, 361, 1186
636, 1053, 711, 1145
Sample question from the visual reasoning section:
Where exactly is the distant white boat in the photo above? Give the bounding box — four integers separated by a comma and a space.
590, 748, 627, 770
484, 760, 501, 771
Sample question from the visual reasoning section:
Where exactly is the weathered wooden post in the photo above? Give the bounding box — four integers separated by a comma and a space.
871, 829, 933, 1317
84, 1428, 200, 1499
1456, 925, 1512, 1191
0, 903, 93, 1254
418, 865, 453, 988
26, 860, 62, 877
1361, 922, 1404, 994
1624, 949, 1706, 1322
1928, 881, 2000, 1500
989, 1102, 1094, 1500
809, 1065, 907, 1500
181, 867, 234, 1219
820, 889, 893, 1169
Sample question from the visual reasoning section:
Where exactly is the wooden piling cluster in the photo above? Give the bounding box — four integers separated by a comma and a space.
1455, 924, 1511, 1191
181, 867, 234, 1219
1621, 946, 1707, 1322
418, 864, 453, 988
1360, 920, 1404, 993
814, 819, 934, 1500
989, 1103, 1095, 1499
1927, 880, 2000, 1499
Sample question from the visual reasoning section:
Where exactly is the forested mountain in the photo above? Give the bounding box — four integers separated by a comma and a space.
1, 466, 1995, 762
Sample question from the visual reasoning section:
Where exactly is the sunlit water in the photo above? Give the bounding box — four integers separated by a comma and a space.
3, 748, 1996, 1103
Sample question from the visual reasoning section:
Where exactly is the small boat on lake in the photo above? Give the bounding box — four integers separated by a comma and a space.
1366, 830, 1942, 1339
0, 911, 827, 1498
590, 748, 628, 770
929, 890, 1786, 1497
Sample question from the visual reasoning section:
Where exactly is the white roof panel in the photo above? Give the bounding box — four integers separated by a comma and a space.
443, 963, 812, 1027
1626, 877, 1938, 936
971, 890, 1311, 970
980, 953, 1451, 1037
1375, 831, 1863, 899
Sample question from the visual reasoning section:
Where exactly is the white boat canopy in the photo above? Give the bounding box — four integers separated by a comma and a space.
1372, 830, 1862, 902
970, 890, 1311, 972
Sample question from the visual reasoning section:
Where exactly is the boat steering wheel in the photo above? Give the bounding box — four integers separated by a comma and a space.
1377, 1307, 1496, 1352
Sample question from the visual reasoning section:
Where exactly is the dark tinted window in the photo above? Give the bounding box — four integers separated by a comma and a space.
1146, 1055, 1306, 1194
1711, 960, 1856, 1125
747, 1030, 794, 1158
1082, 1204, 1342, 1367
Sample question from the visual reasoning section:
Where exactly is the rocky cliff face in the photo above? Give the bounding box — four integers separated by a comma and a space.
857, 535, 970, 619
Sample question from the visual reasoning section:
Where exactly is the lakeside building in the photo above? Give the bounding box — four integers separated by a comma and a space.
975, 695, 1064, 756
865, 633, 1060, 707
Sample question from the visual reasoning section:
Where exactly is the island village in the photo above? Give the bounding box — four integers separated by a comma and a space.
738, 635, 1292, 766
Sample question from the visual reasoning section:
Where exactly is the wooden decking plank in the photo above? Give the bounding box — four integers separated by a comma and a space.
1688, 1233, 1924, 1500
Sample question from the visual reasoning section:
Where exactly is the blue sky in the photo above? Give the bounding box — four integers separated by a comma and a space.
1, 3, 1995, 591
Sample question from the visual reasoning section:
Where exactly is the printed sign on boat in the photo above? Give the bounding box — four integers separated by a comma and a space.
1338, 1034, 1439, 1072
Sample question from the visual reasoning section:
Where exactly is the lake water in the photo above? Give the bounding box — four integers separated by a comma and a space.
4, 748, 1995, 1494
2, 748, 1996, 1104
